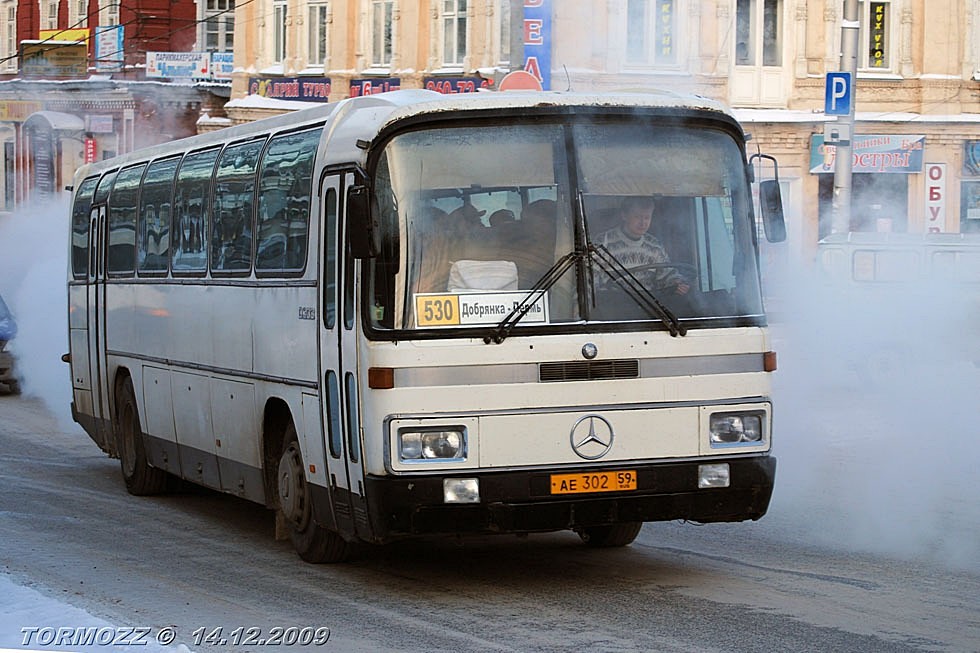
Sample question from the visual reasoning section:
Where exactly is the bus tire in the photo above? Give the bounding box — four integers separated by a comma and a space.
277, 425, 350, 563
116, 377, 167, 496
578, 522, 643, 548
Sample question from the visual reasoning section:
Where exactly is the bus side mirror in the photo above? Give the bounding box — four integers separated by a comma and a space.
759, 180, 786, 243
347, 185, 379, 258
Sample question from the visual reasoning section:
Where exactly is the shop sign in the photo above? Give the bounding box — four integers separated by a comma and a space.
249, 77, 332, 102
95, 26, 124, 72
0, 101, 43, 122
39, 29, 90, 44
84, 138, 98, 163
86, 115, 113, 133
924, 163, 947, 233
654, 0, 676, 64
964, 141, 980, 177
350, 78, 400, 97
523, 0, 552, 90
146, 52, 210, 79
211, 52, 234, 80
423, 77, 491, 94
20, 41, 88, 78
810, 134, 925, 174
31, 126, 54, 201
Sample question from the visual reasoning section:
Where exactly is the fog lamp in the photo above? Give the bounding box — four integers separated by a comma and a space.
444, 478, 480, 503
698, 463, 730, 489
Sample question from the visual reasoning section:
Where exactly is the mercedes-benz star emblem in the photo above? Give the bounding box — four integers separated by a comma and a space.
570, 414, 614, 460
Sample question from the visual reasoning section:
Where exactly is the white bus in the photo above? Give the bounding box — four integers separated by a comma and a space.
66, 89, 786, 562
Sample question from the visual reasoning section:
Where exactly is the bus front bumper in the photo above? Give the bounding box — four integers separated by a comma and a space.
362, 455, 775, 540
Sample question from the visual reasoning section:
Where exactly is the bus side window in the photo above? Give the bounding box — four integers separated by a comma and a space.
71, 177, 99, 279
211, 138, 266, 274
173, 148, 220, 274
323, 188, 337, 329
256, 127, 322, 274
138, 157, 179, 275
107, 164, 146, 276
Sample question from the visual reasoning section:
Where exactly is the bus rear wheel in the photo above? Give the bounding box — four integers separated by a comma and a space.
116, 377, 167, 496
578, 522, 643, 548
277, 426, 350, 563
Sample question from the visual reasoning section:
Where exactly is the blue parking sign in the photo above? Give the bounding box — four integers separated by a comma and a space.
825, 72, 852, 116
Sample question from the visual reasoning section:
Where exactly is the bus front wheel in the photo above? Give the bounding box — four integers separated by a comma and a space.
577, 522, 643, 548
277, 426, 350, 563
116, 377, 167, 496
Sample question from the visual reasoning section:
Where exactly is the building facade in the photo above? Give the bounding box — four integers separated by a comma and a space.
228, 0, 980, 259
0, 0, 229, 212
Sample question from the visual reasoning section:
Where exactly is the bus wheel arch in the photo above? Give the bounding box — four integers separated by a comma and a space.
261, 398, 350, 563
275, 421, 351, 563
261, 398, 292, 509
114, 372, 167, 496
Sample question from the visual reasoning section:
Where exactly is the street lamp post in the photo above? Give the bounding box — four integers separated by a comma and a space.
832, 0, 859, 234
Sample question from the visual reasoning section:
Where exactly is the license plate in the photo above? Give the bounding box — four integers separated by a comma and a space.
550, 470, 637, 495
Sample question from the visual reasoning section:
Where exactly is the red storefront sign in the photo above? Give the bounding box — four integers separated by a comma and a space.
84, 138, 97, 163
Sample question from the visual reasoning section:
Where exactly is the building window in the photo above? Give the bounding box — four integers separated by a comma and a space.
99, 0, 119, 26
859, 1, 891, 71
626, 0, 679, 66
273, 0, 287, 63
371, 0, 392, 67
44, 1, 57, 30
2, 4, 16, 73
308, 2, 328, 66
74, 0, 86, 27
963, 181, 980, 233
735, 0, 782, 67
205, 0, 235, 52
442, 0, 467, 66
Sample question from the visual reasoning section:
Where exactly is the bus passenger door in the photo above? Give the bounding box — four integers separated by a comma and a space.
317, 175, 356, 538
87, 204, 112, 453
338, 170, 370, 539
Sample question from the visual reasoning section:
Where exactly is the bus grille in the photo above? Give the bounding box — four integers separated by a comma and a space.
538, 359, 639, 382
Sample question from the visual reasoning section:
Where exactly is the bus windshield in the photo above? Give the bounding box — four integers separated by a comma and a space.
367, 117, 763, 334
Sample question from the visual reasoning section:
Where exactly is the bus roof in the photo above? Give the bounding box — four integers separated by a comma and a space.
71, 88, 741, 188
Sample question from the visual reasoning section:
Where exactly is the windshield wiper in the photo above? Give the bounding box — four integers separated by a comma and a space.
487, 249, 581, 344
487, 240, 686, 344
588, 243, 686, 337
579, 192, 684, 337
487, 193, 686, 343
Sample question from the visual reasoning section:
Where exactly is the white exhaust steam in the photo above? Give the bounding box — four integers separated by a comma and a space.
765, 250, 980, 572
0, 195, 73, 426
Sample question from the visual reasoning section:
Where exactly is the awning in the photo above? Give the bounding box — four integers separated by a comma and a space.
23, 110, 85, 132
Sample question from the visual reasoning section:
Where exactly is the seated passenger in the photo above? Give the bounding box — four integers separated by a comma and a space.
488, 209, 516, 228
511, 199, 558, 288
415, 207, 455, 293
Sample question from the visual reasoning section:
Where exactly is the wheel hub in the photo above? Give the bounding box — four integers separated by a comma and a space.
277, 443, 308, 528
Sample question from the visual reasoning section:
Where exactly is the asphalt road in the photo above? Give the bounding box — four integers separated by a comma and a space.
1, 394, 978, 653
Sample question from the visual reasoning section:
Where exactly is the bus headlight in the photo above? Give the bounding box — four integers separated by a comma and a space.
709, 412, 764, 444
398, 429, 466, 461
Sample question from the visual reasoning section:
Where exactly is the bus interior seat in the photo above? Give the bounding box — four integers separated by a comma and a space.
447, 259, 519, 291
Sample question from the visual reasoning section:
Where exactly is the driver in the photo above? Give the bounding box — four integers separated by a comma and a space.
596, 196, 690, 295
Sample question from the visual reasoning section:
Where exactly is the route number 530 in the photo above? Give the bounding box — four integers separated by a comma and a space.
415, 295, 460, 327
